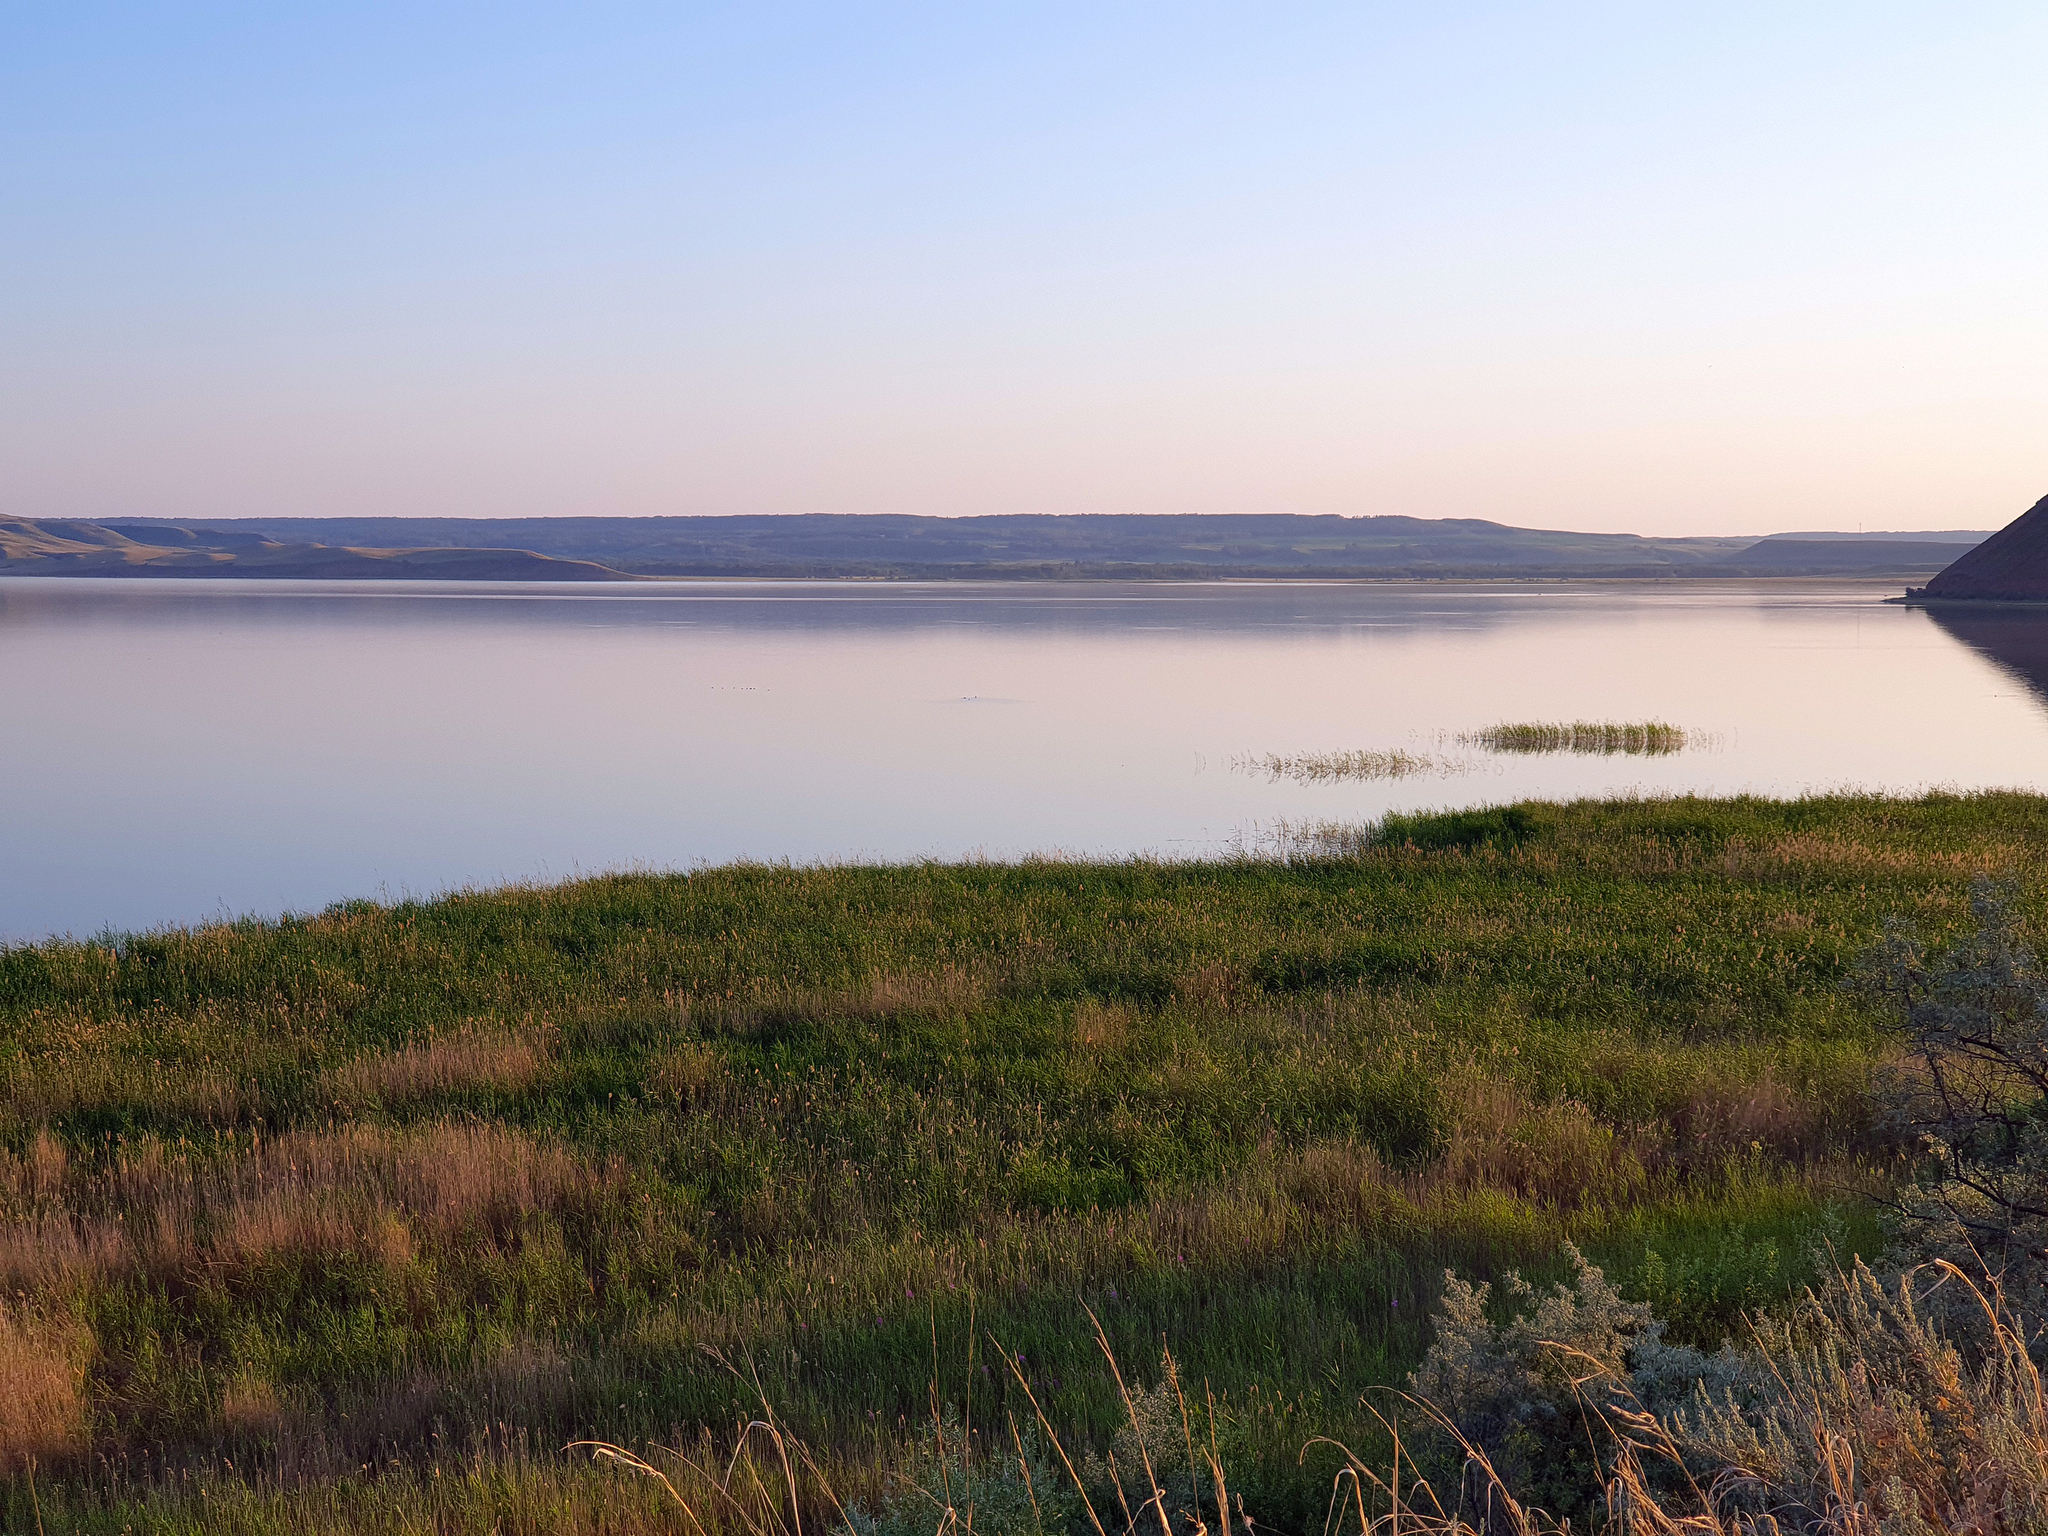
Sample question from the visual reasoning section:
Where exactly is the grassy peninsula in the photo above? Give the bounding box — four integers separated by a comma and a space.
4, 792, 2044, 1533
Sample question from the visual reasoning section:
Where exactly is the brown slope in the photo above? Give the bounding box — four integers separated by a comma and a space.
1, 517, 138, 559
0, 518, 216, 566
1921, 493, 2048, 601
0, 519, 638, 580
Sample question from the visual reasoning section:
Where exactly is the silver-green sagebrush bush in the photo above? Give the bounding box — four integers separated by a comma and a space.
838, 1412, 1081, 1536
1408, 1245, 1693, 1525
1411, 1247, 2048, 1536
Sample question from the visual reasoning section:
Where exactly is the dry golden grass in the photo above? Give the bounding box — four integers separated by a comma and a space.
319, 1025, 551, 1109
209, 1190, 415, 1270
0, 1121, 599, 1299
1431, 1081, 1653, 1208
219, 1372, 292, 1438
0, 1304, 83, 1470
205, 1123, 597, 1251
358, 1336, 584, 1452
0, 1128, 69, 1208
1073, 999, 1132, 1050
0, 1211, 127, 1296
1563, 1041, 1870, 1170
1723, 832, 2036, 879
1665, 1064, 1827, 1164
0, 1053, 261, 1130
1172, 960, 1248, 1010
687, 967, 991, 1038
1282, 1141, 1401, 1227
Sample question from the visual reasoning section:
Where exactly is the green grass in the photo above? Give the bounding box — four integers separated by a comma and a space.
2, 790, 2042, 1534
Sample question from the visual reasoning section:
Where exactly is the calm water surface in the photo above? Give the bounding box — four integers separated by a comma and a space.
6, 576, 2048, 941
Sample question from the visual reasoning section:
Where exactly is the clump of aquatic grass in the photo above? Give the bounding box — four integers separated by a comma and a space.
1460, 721, 1690, 755
1237, 749, 1459, 783
1226, 817, 1380, 858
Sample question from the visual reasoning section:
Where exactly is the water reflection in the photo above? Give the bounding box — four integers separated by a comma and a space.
5, 576, 2047, 941
1922, 605, 2048, 713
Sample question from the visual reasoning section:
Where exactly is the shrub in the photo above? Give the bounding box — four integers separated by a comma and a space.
1408, 1244, 1657, 1526
838, 1412, 1080, 1536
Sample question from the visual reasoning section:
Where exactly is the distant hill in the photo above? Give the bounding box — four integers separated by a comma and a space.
1728, 538, 1983, 574
1760, 529, 1995, 543
0, 518, 634, 580
0, 512, 1986, 581
4, 512, 1984, 581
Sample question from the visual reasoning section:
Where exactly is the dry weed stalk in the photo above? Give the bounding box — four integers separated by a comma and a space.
575, 1353, 854, 1536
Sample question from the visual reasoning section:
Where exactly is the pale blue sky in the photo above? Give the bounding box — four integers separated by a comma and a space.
4, 4, 2043, 534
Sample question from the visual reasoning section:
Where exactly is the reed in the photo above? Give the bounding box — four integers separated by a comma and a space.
1460, 721, 1691, 755
1238, 750, 1452, 783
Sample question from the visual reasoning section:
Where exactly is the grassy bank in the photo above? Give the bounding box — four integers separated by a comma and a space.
3, 792, 2043, 1534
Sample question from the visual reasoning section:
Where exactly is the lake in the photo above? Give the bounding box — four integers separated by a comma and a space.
5, 575, 2047, 942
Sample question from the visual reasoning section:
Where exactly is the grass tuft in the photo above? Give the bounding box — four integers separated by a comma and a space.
1460, 720, 1691, 754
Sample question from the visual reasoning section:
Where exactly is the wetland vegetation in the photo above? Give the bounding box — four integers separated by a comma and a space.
1457, 721, 1693, 756
3, 790, 2045, 1533
1241, 724, 1698, 786
1237, 748, 1447, 782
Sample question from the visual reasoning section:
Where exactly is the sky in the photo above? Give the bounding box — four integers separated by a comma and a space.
3, 4, 2044, 536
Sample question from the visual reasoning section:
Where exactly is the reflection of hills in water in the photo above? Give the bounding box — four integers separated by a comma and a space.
1925, 605, 2048, 710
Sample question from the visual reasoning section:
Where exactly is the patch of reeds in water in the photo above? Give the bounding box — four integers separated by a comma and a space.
1458, 721, 1690, 756
1239, 722, 1702, 785
1237, 749, 1459, 783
